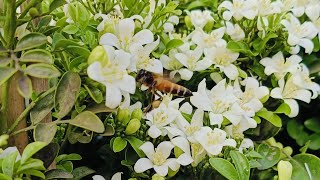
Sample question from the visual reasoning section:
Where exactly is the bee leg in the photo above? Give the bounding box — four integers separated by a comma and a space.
144, 88, 155, 113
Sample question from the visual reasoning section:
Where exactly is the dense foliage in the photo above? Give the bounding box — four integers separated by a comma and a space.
1, 0, 320, 179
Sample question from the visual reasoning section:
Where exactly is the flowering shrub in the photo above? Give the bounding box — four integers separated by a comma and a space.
1, 0, 320, 179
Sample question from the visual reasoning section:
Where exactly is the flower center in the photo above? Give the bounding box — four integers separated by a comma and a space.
206, 132, 222, 145
185, 125, 200, 135
212, 99, 230, 113
242, 88, 255, 103
152, 152, 166, 166
154, 111, 169, 125
215, 53, 232, 65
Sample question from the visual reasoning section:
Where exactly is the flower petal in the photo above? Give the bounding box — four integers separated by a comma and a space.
209, 112, 223, 127
153, 165, 169, 176
132, 29, 154, 45
284, 99, 299, 117
139, 141, 155, 159
134, 158, 153, 173
99, 33, 120, 49
179, 68, 193, 81
148, 125, 162, 139
179, 102, 193, 114
177, 153, 193, 166
105, 86, 122, 109
223, 64, 239, 80
156, 141, 174, 159
171, 137, 190, 154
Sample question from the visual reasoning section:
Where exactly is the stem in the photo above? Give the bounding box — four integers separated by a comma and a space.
6, 87, 56, 134
0, 81, 9, 134
16, 0, 25, 8
0, 32, 6, 47
3, 0, 16, 49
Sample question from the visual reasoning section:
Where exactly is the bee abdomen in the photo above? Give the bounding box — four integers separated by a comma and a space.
170, 84, 192, 97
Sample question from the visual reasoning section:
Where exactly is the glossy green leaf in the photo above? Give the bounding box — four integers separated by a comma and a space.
230, 150, 250, 180
166, 39, 183, 51
25, 64, 61, 78
17, 73, 33, 98
17, 158, 45, 173
84, 85, 103, 104
54, 72, 81, 118
2, 151, 18, 177
66, 46, 90, 58
69, 111, 105, 133
15, 33, 47, 52
20, 169, 45, 179
257, 143, 281, 170
37, 16, 52, 28
56, 153, 82, 163
30, 90, 55, 124
45, 169, 73, 179
58, 161, 73, 172
63, 24, 79, 34
49, 0, 66, 12
287, 120, 309, 146
227, 41, 258, 56
113, 137, 127, 153
0, 67, 17, 86
308, 134, 320, 150
33, 123, 57, 143
291, 154, 320, 180
126, 136, 145, 158
71, 166, 95, 180
274, 103, 291, 116
256, 109, 282, 127
54, 39, 84, 50
20, 49, 53, 64
304, 118, 320, 133
21, 141, 47, 165
209, 158, 239, 180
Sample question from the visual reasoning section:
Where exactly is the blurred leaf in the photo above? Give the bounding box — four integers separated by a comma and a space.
15, 33, 47, 52
54, 39, 84, 50
54, 71, 81, 118
30, 90, 54, 124
45, 169, 73, 179
227, 41, 258, 56
0, 67, 17, 86
17, 159, 45, 173
308, 134, 320, 150
37, 16, 52, 28
69, 56, 86, 72
17, 73, 33, 98
2, 151, 18, 177
166, 39, 183, 51
274, 103, 291, 116
20, 49, 53, 64
304, 118, 320, 133
69, 111, 105, 133
49, 0, 66, 12
33, 123, 57, 143
77, 131, 93, 143
86, 103, 115, 113
256, 109, 282, 127
58, 161, 73, 172
66, 45, 90, 58
21, 142, 47, 165
230, 150, 250, 180
0, 174, 11, 180
63, 24, 79, 34
257, 143, 281, 170
100, 124, 115, 136
0, 57, 12, 67
287, 120, 310, 146
290, 154, 320, 180
25, 63, 61, 78
84, 85, 103, 104
71, 166, 95, 180
56, 154, 82, 163
300, 141, 311, 154
113, 137, 127, 153
126, 136, 145, 158
209, 158, 239, 180
252, 33, 278, 52
20, 169, 45, 179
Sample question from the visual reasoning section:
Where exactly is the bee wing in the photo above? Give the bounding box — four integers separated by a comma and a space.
162, 69, 179, 83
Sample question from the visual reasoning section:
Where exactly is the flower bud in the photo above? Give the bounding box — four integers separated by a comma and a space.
203, 20, 214, 32
152, 174, 165, 180
125, 118, 141, 135
0, 134, 9, 147
174, 146, 184, 158
168, 168, 179, 177
131, 108, 143, 121
184, 16, 193, 29
29, 7, 39, 18
277, 160, 292, 180
117, 108, 131, 125
87, 46, 108, 65
282, 146, 293, 156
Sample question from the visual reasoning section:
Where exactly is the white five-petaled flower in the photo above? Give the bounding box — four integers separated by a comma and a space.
87, 46, 135, 109
194, 127, 236, 156
252, 0, 281, 16
171, 137, 194, 166
291, 0, 320, 22
204, 45, 239, 80
175, 45, 212, 80
146, 103, 179, 138
224, 116, 257, 139
260, 51, 302, 79
99, 18, 154, 52
281, 14, 318, 54
218, 0, 258, 21
134, 141, 180, 177
225, 22, 245, 41
192, 28, 226, 50
160, 49, 184, 79
164, 16, 179, 33
238, 138, 254, 153
187, 10, 213, 29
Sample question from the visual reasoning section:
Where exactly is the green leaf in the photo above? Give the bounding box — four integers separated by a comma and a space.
33, 123, 57, 143
304, 118, 320, 133
2, 151, 18, 177
71, 166, 95, 180
209, 158, 239, 180
56, 153, 82, 163
100, 124, 115, 136
49, 0, 66, 12
33, 143, 60, 169
15, 33, 47, 52
0, 174, 11, 180
21, 142, 47, 165
227, 41, 258, 56
252, 33, 278, 52
256, 143, 281, 170
230, 150, 250, 180
37, 16, 52, 28
256, 109, 282, 127
290, 154, 320, 180
0, 67, 17, 86
287, 120, 309, 146
30, 90, 55, 124
126, 136, 145, 158
25, 64, 61, 78
308, 134, 320, 150
66, 46, 90, 59
54, 39, 84, 50
69, 111, 105, 133
113, 137, 128, 153
20, 49, 53, 64
45, 169, 73, 179
0, 57, 12, 67
17, 159, 45, 173
20, 169, 45, 179
124, 0, 135, 8
300, 141, 311, 154
54, 71, 81, 119
62, 24, 79, 34
84, 85, 103, 104
17, 73, 33, 98
166, 39, 184, 51
58, 161, 73, 172
274, 103, 291, 116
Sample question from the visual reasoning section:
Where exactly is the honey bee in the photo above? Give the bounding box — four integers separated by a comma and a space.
136, 69, 193, 97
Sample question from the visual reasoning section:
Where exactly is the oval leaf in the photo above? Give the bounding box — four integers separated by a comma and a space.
257, 143, 281, 170
69, 111, 105, 133
15, 33, 47, 52
45, 169, 73, 179
33, 123, 57, 143
63, 24, 79, 34
66, 45, 90, 59
25, 63, 61, 78
33, 143, 60, 168
21, 141, 47, 165
304, 118, 320, 133
71, 166, 95, 180
126, 136, 145, 158
0, 67, 17, 86
209, 158, 239, 180
2, 151, 19, 177
113, 137, 127, 153
30, 90, 55, 124
256, 109, 282, 127
84, 85, 103, 104
54, 71, 81, 118
17, 73, 33, 98
230, 150, 250, 180
20, 49, 53, 64
291, 154, 320, 180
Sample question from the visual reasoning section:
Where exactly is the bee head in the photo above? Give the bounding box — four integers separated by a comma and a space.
136, 69, 153, 85
136, 69, 147, 82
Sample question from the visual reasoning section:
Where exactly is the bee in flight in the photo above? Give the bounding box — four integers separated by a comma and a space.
136, 69, 193, 97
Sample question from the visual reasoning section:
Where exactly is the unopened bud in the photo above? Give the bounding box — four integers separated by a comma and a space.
131, 108, 143, 121
168, 168, 179, 177
125, 118, 141, 135
117, 108, 131, 125
0, 134, 9, 147
29, 8, 39, 18
277, 160, 292, 180
174, 146, 184, 158
203, 20, 214, 32
152, 174, 165, 180
184, 16, 193, 29
87, 46, 108, 65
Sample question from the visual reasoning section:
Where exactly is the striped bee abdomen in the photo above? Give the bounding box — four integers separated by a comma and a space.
155, 80, 193, 97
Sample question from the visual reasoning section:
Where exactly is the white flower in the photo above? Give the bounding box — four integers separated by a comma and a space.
171, 137, 194, 166
164, 16, 179, 33
238, 138, 254, 153
187, 10, 213, 29
224, 116, 257, 138
0, 147, 21, 161
204, 45, 239, 80
175, 46, 212, 80
277, 0, 296, 13
94, 13, 121, 32
99, 18, 154, 52
190, 143, 207, 167
260, 51, 302, 79
92, 175, 106, 180
134, 141, 180, 176
225, 22, 245, 41
192, 28, 226, 50
146, 104, 179, 138
87, 46, 135, 109
291, 0, 320, 21
281, 14, 318, 54
191, 79, 240, 127
252, 0, 281, 16
218, 0, 258, 21
160, 49, 184, 79
194, 127, 236, 156
312, 17, 320, 42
